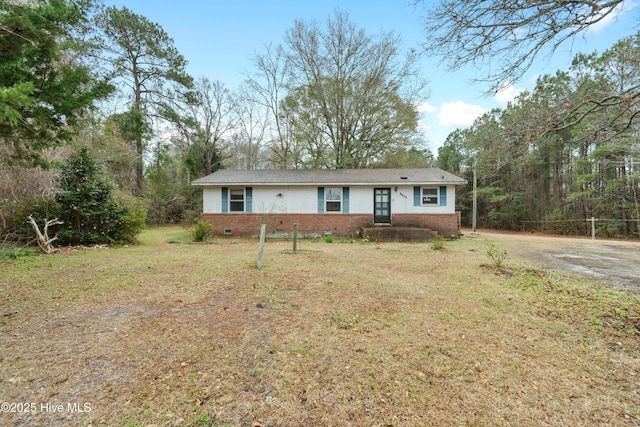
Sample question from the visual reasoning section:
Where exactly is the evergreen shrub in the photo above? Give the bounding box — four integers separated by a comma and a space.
192, 219, 212, 242
55, 147, 145, 245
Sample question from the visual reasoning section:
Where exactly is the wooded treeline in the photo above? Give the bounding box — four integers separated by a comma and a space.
2, 0, 639, 245
438, 34, 640, 238
1, 1, 431, 245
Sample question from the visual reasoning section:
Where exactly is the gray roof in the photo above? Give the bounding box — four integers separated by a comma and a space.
192, 168, 467, 186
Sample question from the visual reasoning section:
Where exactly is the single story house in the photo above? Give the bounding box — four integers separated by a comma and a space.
192, 168, 467, 238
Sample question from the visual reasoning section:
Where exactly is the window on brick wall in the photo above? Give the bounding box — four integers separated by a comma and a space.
229, 188, 245, 212
325, 187, 342, 212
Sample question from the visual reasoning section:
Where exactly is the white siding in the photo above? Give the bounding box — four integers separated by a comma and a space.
203, 187, 221, 213
203, 186, 317, 214
392, 185, 457, 214
347, 186, 372, 213
252, 186, 316, 213
202, 184, 457, 214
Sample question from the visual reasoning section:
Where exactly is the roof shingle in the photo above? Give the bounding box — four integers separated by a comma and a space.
192, 168, 467, 186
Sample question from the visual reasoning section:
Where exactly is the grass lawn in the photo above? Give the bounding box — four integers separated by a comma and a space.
1, 227, 639, 426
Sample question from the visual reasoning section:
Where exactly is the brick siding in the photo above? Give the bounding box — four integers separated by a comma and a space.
200, 212, 460, 238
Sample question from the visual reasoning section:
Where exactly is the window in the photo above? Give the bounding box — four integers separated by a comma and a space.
229, 188, 244, 212
325, 187, 342, 212
422, 188, 438, 206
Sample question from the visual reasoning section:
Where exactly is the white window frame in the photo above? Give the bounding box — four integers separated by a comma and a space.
325, 187, 342, 213
229, 188, 245, 212
422, 187, 439, 206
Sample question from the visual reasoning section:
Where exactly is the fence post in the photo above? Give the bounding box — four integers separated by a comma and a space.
591, 217, 596, 240
472, 162, 477, 233
257, 223, 267, 270
293, 222, 298, 254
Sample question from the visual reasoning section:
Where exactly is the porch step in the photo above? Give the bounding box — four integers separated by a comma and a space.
361, 227, 435, 243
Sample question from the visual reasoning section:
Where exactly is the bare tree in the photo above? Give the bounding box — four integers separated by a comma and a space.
418, 0, 628, 93
226, 84, 270, 170
0, 146, 64, 235
245, 44, 300, 169
175, 77, 236, 177
417, 1, 639, 145
283, 10, 425, 168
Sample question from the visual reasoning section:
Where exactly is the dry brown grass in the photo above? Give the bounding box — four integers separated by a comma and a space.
1, 227, 639, 426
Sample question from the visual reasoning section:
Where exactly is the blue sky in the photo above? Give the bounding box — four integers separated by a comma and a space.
111, 0, 639, 153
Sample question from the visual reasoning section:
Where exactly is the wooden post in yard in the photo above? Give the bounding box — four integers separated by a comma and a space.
257, 224, 267, 270
472, 161, 477, 233
293, 222, 298, 254
591, 217, 596, 240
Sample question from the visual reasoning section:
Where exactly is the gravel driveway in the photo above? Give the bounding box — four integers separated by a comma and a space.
465, 229, 640, 293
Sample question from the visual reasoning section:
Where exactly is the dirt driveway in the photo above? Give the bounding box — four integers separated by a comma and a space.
464, 229, 640, 293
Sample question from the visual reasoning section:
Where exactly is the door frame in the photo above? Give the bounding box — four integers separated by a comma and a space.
373, 187, 391, 224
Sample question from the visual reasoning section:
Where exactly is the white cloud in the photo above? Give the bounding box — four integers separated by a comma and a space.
415, 101, 438, 113
585, 1, 634, 33
494, 83, 526, 105
438, 101, 487, 128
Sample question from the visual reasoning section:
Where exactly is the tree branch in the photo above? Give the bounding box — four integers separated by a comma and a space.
27, 215, 63, 254
418, 0, 627, 94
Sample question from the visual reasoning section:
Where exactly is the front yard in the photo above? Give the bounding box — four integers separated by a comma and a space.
1, 228, 638, 426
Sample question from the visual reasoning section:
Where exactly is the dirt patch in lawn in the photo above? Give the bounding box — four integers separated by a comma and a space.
1, 228, 639, 426
466, 229, 640, 293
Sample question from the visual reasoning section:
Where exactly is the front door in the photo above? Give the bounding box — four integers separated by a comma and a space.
374, 188, 391, 224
